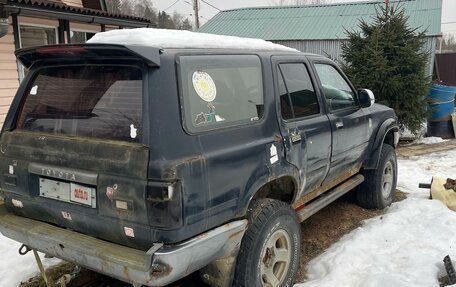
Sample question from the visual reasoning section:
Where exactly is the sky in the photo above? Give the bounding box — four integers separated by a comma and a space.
153, 0, 456, 35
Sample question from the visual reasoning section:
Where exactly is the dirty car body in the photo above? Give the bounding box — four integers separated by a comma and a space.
0, 43, 398, 286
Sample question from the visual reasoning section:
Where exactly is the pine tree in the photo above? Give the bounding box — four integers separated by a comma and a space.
341, 4, 430, 134
158, 11, 176, 29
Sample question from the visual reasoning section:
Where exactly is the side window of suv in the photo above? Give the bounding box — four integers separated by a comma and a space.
180, 55, 264, 133
314, 64, 358, 111
278, 63, 319, 120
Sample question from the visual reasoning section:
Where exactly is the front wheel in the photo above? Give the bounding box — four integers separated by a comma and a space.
357, 144, 397, 209
233, 199, 301, 287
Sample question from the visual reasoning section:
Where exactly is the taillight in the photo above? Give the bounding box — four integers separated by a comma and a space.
36, 46, 87, 54
146, 181, 183, 229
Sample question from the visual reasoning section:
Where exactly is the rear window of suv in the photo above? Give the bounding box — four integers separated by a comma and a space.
179, 55, 264, 133
16, 65, 143, 143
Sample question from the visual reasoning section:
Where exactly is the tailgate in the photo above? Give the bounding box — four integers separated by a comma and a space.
0, 131, 150, 249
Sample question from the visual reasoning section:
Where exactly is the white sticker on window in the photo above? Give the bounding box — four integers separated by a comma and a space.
30, 85, 38, 95
192, 71, 217, 102
8, 165, 13, 175
130, 124, 137, 139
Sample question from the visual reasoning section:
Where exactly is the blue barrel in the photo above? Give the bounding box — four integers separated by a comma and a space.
427, 83, 456, 138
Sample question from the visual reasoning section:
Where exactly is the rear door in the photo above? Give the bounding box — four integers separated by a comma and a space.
311, 61, 370, 183
0, 62, 152, 249
273, 57, 331, 196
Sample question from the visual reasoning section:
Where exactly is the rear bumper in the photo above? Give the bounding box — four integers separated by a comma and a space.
0, 203, 247, 286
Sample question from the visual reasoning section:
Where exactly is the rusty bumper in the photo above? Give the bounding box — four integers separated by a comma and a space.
0, 203, 247, 286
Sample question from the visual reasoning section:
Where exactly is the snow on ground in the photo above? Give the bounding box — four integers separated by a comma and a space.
296, 149, 456, 287
413, 136, 449, 145
88, 28, 298, 52
0, 236, 60, 287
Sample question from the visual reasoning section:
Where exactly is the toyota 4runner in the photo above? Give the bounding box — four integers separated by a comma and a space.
0, 29, 399, 287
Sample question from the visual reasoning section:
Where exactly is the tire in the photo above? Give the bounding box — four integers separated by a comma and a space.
233, 199, 301, 287
357, 144, 397, 209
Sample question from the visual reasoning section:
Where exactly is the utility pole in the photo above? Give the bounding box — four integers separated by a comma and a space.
193, 0, 200, 30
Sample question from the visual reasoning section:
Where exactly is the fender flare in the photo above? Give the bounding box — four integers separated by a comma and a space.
364, 118, 399, 170
237, 165, 300, 218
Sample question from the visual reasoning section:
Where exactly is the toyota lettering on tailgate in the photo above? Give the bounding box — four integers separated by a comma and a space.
41, 168, 76, 181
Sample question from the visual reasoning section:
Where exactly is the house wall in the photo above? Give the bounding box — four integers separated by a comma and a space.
0, 17, 19, 128
274, 37, 437, 76
61, 0, 83, 7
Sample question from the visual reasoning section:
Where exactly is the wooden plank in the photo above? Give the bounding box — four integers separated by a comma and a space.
0, 34, 14, 44
0, 105, 11, 114
0, 88, 18, 99
0, 97, 14, 106
0, 114, 6, 127
0, 53, 16, 61
70, 22, 100, 32
0, 43, 14, 52
0, 70, 19, 80
18, 16, 59, 27
0, 79, 19, 89
61, 0, 83, 7
0, 62, 18, 70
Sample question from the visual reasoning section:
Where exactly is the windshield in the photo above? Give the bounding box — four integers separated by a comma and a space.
17, 65, 143, 143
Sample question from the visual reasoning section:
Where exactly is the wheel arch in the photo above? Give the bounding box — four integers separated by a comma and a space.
238, 171, 299, 217
364, 118, 399, 170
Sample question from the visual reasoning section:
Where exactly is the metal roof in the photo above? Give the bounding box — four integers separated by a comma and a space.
198, 0, 442, 41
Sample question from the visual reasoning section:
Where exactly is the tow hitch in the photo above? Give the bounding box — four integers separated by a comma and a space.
19, 244, 50, 286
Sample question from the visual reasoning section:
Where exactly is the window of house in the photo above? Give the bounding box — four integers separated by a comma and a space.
70, 31, 96, 43
179, 55, 264, 133
314, 64, 358, 111
19, 25, 57, 48
278, 63, 319, 120
18, 25, 58, 81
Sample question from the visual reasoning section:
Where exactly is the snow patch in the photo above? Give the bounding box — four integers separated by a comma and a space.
295, 198, 456, 287
88, 28, 298, 52
413, 136, 449, 145
0, 236, 60, 287
295, 149, 456, 287
397, 150, 456, 198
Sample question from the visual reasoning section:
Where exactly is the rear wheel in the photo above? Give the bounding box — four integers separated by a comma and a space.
357, 144, 397, 209
233, 199, 301, 287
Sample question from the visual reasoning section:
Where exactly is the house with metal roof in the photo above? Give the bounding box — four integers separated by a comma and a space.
199, 0, 442, 73
0, 0, 154, 127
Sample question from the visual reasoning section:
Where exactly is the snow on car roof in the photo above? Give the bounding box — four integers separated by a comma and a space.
87, 28, 298, 52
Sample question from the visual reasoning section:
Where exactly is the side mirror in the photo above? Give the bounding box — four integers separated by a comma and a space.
358, 89, 375, 108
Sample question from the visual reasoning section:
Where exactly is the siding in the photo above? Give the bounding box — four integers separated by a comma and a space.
0, 17, 19, 128
273, 39, 343, 60
274, 36, 437, 76
70, 21, 102, 32
61, 0, 83, 7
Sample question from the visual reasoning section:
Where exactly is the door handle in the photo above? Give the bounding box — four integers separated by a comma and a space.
290, 131, 302, 143
335, 121, 344, 129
